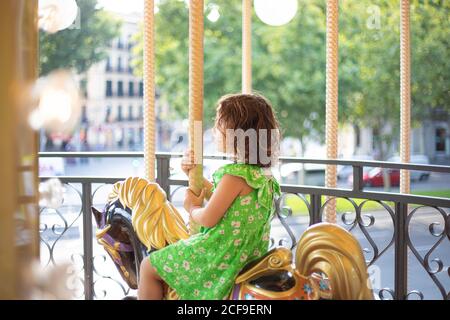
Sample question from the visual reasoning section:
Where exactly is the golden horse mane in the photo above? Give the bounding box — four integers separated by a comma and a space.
295, 223, 373, 300
108, 177, 189, 251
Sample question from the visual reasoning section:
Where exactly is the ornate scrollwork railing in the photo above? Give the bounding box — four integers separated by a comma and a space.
39, 152, 450, 300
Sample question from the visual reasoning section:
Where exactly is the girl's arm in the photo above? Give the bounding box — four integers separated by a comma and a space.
203, 178, 213, 200
184, 175, 246, 228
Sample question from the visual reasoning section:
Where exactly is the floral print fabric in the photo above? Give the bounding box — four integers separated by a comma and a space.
149, 163, 281, 299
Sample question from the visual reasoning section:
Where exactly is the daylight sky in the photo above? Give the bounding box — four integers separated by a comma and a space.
97, 0, 144, 14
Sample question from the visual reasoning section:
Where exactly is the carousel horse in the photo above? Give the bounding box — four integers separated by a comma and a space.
92, 177, 373, 300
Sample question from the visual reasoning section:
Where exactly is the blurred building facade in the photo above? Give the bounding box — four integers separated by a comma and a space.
80, 11, 144, 152
340, 115, 450, 164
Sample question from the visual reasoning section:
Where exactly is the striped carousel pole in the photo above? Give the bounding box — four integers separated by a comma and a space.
188, 0, 204, 234
144, 0, 156, 181
242, 0, 252, 93
324, 0, 339, 223
400, 0, 411, 194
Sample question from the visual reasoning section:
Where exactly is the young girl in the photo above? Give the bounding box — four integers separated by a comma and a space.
138, 93, 281, 300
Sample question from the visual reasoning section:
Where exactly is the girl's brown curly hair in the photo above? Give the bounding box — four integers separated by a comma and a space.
214, 93, 280, 167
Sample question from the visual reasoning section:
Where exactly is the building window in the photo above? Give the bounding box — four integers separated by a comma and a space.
436, 128, 447, 152
106, 80, 113, 97
139, 105, 143, 119
127, 35, 133, 51
128, 58, 133, 74
117, 57, 123, 72
129, 82, 134, 97
128, 128, 135, 149
117, 38, 123, 49
117, 105, 123, 122
139, 81, 144, 97
128, 105, 133, 120
138, 127, 144, 145
106, 57, 112, 72
118, 81, 124, 97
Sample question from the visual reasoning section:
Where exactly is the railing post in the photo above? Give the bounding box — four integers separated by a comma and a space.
156, 154, 171, 201
310, 194, 322, 225
353, 165, 364, 192
82, 182, 94, 300
394, 202, 408, 300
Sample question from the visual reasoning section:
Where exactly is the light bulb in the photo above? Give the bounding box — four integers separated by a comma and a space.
207, 4, 220, 23
29, 70, 82, 134
39, 0, 79, 33
254, 0, 298, 26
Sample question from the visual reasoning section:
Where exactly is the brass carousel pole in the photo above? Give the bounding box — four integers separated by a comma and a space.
144, 0, 156, 181
0, 0, 39, 299
188, 0, 204, 234
242, 0, 252, 93
324, 0, 339, 223
399, 0, 411, 194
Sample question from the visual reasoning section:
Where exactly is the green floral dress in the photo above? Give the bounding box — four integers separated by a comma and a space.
149, 163, 281, 300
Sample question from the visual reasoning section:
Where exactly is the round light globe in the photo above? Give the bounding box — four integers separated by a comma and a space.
29, 70, 82, 134
39, 0, 79, 33
207, 5, 221, 23
254, 0, 298, 27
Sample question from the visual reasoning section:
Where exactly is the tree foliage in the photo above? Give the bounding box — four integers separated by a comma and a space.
132, 0, 448, 158
39, 0, 121, 76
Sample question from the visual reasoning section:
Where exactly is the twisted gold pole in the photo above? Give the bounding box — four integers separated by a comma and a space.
144, 0, 156, 181
242, 0, 252, 93
400, 0, 411, 194
188, 0, 204, 234
0, 0, 39, 299
325, 0, 339, 223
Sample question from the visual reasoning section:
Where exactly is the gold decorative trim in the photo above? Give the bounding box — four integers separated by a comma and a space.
235, 247, 292, 284
295, 223, 373, 300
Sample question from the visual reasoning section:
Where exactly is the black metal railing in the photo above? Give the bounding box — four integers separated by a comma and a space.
39, 152, 450, 300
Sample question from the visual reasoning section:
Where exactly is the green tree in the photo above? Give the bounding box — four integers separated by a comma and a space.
410, 0, 450, 117
132, 0, 449, 159
252, 2, 327, 152
133, 0, 328, 150
341, 0, 449, 159
39, 0, 121, 76
132, 0, 242, 123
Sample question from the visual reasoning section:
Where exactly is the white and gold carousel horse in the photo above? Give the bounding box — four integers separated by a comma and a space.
92, 177, 373, 300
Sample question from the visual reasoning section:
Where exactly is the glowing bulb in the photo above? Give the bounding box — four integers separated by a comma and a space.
39, 90, 73, 123
207, 4, 220, 23
29, 70, 82, 134
39, 0, 79, 33
254, 0, 298, 26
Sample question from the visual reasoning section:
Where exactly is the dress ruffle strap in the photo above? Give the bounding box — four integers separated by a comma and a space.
213, 163, 281, 211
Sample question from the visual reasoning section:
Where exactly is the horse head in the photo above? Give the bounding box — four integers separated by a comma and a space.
92, 177, 189, 289
231, 223, 373, 300
295, 223, 374, 300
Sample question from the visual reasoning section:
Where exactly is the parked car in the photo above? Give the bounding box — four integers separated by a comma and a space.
278, 163, 325, 186
355, 167, 400, 187
337, 155, 374, 181
388, 155, 430, 181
